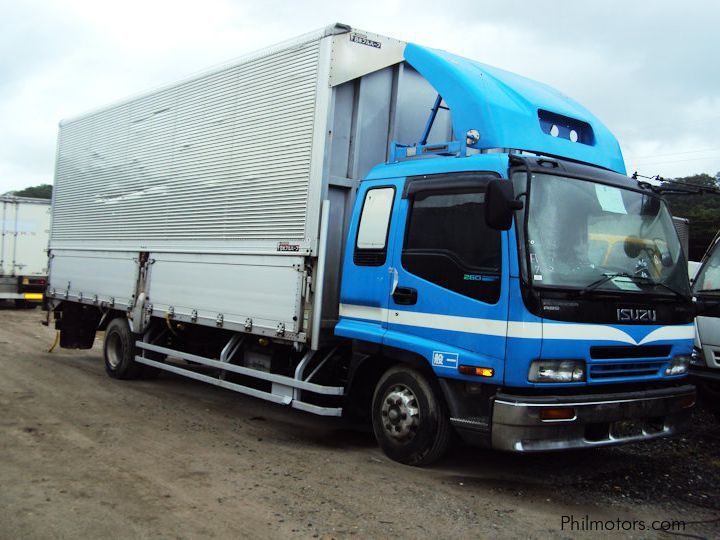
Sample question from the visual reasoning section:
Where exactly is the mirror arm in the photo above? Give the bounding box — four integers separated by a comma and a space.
509, 199, 524, 211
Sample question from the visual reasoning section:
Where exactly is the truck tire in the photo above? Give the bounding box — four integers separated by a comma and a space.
371, 366, 451, 466
103, 318, 145, 379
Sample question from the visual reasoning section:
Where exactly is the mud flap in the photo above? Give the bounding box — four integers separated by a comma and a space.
56, 302, 102, 349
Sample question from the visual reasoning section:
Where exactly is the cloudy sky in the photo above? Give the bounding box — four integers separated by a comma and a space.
1, 0, 718, 193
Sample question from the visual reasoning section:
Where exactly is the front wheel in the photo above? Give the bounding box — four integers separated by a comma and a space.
371, 366, 451, 466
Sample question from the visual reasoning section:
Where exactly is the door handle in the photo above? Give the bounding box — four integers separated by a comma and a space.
389, 267, 399, 295
392, 286, 417, 305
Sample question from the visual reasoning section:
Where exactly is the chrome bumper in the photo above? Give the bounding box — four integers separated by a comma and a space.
490, 384, 696, 452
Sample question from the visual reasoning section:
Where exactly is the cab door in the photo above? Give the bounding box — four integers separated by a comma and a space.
382, 174, 510, 381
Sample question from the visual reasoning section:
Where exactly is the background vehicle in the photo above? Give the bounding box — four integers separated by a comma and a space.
0, 196, 50, 307
47, 24, 696, 465
691, 231, 720, 417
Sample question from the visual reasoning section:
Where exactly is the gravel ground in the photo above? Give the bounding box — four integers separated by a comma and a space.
1, 307, 719, 539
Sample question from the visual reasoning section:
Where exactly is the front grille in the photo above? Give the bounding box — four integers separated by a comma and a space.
590, 345, 672, 359
590, 362, 664, 380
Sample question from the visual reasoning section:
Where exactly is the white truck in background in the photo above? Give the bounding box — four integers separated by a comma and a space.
0, 196, 51, 306
691, 231, 720, 417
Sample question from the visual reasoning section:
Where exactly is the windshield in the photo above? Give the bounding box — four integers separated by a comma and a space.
694, 238, 720, 294
512, 172, 691, 297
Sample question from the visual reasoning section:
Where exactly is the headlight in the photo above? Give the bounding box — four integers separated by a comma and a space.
528, 360, 585, 383
666, 355, 690, 376
690, 347, 705, 366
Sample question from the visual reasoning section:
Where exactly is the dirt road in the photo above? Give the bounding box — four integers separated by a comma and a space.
1, 308, 719, 539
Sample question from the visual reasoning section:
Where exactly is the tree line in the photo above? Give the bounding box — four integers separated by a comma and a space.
3, 184, 53, 199
662, 173, 720, 261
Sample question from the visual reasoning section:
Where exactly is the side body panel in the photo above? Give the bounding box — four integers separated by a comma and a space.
146, 252, 306, 340
48, 250, 138, 310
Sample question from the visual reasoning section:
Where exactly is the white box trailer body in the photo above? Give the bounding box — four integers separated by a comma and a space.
48, 24, 451, 348
0, 196, 51, 300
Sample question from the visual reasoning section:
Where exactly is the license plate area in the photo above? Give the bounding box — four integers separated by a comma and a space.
610, 419, 644, 439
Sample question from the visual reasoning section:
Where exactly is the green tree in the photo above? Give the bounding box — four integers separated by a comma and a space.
7, 184, 53, 199
663, 174, 720, 261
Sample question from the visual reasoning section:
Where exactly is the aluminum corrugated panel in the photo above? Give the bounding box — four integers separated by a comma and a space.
52, 40, 321, 246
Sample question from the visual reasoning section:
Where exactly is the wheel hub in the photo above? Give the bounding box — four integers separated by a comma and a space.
106, 332, 123, 369
381, 384, 420, 442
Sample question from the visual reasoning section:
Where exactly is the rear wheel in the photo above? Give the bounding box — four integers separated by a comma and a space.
371, 366, 451, 466
104, 318, 144, 379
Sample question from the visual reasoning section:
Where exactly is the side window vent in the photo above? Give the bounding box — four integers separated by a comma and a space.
353, 250, 387, 266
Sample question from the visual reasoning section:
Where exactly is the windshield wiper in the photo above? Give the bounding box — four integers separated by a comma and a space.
579, 272, 688, 299
632, 276, 689, 300
579, 272, 634, 296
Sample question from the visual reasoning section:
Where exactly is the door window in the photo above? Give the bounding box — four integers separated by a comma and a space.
694, 240, 720, 293
402, 191, 501, 303
354, 187, 395, 266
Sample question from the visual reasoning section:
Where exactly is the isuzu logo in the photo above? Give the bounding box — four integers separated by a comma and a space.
617, 308, 657, 322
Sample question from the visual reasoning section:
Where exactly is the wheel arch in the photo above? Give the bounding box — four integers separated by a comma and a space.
343, 342, 444, 423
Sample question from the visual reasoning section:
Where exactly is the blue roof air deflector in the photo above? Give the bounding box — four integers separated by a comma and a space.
403, 44, 626, 174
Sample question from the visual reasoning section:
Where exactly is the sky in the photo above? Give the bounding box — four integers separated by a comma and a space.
1, 0, 719, 193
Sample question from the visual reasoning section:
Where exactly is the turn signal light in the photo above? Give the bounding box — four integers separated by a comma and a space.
539, 407, 576, 421
458, 365, 494, 377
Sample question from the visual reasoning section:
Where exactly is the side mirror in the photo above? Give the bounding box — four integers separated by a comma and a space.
695, 295, 720, 318
485, 180, 523, 230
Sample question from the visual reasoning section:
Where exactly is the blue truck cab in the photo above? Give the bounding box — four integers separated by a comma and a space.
335, 43, 696, 464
